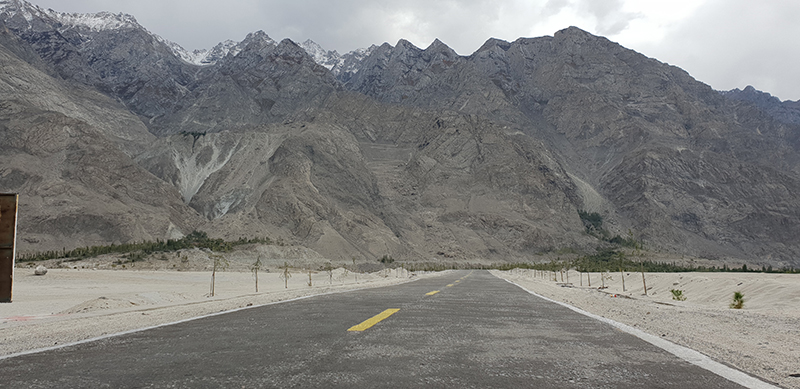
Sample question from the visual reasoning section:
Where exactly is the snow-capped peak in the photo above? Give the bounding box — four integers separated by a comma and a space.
299, 39, 341, 70
173, 32, 278, 66
239, 30, 276, 48
52, 10, 140, 32
176, 40, 241, 66
192, 40, 240, 65
168, 31, 281, 66
1, 0, 142, 32
0, 0, 46, 21
297, 39, 375, 76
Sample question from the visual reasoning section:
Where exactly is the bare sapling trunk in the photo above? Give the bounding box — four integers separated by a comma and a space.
279, 261, 291, 289
641, 264, 647, 295
620, 268, 625, 292
209, 254, 229, 297
251, 255, 263, 293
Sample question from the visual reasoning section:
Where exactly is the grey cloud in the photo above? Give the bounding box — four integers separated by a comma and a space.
31, 0, 547, 54
578, 0, 640, 36
542, 0, 569, 17
637, 0, 800, 101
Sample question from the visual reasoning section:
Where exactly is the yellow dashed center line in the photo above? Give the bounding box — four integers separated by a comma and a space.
455, 280, 460, 283
348, 309, 400, 332
426, 290, 440, 296
446, 284, 454, 287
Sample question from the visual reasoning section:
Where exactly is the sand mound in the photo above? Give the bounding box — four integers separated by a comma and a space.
60, 297, 139, 314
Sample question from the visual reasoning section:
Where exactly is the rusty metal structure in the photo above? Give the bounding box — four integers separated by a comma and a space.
0, 194, 18, 303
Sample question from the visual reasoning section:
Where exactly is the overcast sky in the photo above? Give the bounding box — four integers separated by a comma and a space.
29, 0, 800, 101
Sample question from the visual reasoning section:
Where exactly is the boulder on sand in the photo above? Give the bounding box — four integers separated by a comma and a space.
34, 265, 48, 276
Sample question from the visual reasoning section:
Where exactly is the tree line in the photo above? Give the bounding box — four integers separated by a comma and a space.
17, 231, 277, 263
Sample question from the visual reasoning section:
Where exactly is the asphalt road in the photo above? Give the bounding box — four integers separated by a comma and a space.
0, 270, 749, 388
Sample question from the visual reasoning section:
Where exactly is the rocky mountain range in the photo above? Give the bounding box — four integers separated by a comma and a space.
1, 0, 799, 267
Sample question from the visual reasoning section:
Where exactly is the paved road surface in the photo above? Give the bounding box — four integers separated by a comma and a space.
0, 270, 751, 388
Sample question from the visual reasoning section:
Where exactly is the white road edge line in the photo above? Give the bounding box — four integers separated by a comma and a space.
502, 278, 779, 389
0, 277, 423, 361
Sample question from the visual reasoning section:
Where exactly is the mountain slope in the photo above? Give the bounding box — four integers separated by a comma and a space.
0, 30, 203, 250
339, 27, 800, 263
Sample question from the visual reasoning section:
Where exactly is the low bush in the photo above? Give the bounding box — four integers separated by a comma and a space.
670, 289, 686, 301
730, 291, 745, 309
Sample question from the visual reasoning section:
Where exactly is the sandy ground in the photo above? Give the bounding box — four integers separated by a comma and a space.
492, 269, 800, 389
1, 266, 444, 357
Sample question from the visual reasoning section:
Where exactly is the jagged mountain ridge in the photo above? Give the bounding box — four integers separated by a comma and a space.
1, 0, 799, 266
721, 85, 800, 126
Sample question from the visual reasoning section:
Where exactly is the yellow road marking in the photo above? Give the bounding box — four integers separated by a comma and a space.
348, 309, 400, 332
455, 280, 460, 283
446, 284, 454, 287
426, 290, 440, 296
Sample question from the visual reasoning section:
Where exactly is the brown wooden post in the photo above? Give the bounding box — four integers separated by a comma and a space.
1, 194, 19, 303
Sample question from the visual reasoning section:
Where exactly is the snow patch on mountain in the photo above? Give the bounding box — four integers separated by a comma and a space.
1, 0, 142, 31
0, 0, 45, 21
172, 32, 277, 66
334, 45, 376, 76
186, 40, 240, 65
297, 39, 376, 78
299, 39, 342, 70
156, 36, 234, 67
52, 11, 140, 31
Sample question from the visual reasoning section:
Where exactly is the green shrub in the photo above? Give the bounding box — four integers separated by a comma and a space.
578, 210, 603, 232
670, 289, 686, 301
730, 291, 744, 309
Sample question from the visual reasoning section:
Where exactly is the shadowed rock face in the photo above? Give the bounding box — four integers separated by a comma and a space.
1, 3, 799, 266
